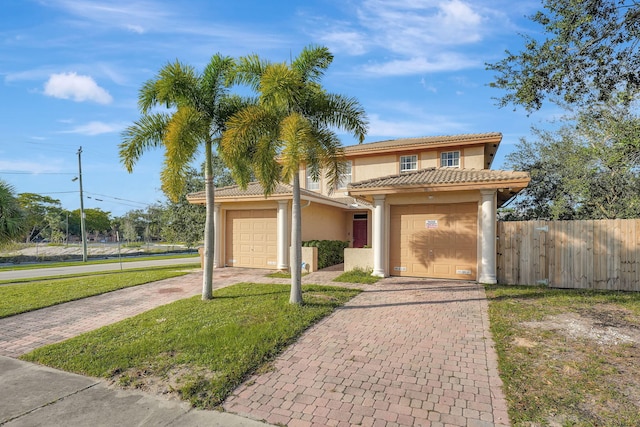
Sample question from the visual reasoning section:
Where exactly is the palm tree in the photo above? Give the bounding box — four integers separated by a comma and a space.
0, 180, 24, 244
221, 45, 367, 304
119, 54, 243, 300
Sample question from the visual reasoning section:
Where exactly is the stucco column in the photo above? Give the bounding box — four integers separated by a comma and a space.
213, 203, 222, 268
479, 189, 497, 284
372, 195, 386, 277
277, 200, 289, 270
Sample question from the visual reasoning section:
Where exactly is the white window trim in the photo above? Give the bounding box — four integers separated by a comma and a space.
338, 160, 352, 189
400, 155, 418, 173
306, 168, 320, 190
440, 151, 460, 168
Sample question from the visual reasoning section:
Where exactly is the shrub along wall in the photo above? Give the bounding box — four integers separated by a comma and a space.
302, 240, 350, 270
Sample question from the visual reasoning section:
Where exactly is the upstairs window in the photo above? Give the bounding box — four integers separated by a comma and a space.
338, 160, 352, 189
440, 151, 460, 168
306, 168, 320, 190
400, 155, 418, 173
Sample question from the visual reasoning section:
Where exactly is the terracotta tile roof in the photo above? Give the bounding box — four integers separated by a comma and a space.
348, 167, 530, 190
343, 132, 502, 154
187, 182, 358, 207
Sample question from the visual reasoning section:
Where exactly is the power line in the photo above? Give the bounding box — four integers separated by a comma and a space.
0, 171, 76, 175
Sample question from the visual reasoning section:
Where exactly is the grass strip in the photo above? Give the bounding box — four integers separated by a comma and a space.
333, 268, 380, 284
0, 267, 191, 318
0, 254, 199, 271
22, 283, 361, 409
486, 285, 640, 427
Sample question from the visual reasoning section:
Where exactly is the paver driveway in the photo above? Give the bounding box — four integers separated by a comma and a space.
224, 278, 510, 427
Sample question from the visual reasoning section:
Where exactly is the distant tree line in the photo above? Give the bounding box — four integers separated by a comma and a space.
0, 157, 235, 247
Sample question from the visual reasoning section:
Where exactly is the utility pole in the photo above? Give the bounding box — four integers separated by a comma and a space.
77, 147, 87, 262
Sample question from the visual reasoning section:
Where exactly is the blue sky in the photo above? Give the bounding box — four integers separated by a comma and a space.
1, 0, 558, 216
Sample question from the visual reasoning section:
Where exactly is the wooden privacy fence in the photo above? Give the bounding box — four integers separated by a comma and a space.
497, 219, 640, 291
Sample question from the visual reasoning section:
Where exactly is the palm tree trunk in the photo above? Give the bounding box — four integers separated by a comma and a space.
290, 172, 303, 304
202, 141, 215, 300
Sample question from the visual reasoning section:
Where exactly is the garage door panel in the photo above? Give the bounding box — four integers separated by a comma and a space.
226, 210, 277, 269
390, 203, 477, 280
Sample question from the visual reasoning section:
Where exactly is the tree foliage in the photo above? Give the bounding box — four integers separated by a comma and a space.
221, 45, 367, 304
487, 0, 640, 111
0, 180, 24, 244
503, 106, 640, 220
120, 54, 245, 300
16, 193, 62, 243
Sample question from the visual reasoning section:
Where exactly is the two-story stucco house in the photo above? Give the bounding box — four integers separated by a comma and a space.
187, 132, 530, 283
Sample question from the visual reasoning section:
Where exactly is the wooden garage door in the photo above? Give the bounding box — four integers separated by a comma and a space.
390, 203, 477, 279
225, 210, 277, 269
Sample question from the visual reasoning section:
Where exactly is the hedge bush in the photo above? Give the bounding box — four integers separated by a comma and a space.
302, 240, 350, 269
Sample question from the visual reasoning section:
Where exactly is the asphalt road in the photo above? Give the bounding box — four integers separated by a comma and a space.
0, 256, 201, 281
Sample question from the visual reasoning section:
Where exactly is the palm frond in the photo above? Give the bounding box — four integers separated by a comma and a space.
280, 113, 313, 182
119, 113, 170, 172
230, 54, 270, 90
162, 107, 207, 201
0, 180, 24, 241
138, 79, 160, 113
201, 54, 234, 113
260, 63, 302, 110
154, 60, 200, 109
292, 45, 333, 83
308, 93, 368, 143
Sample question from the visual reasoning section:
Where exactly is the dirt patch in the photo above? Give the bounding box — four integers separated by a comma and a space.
521, 305, 640, 346
107, 364, 218, 401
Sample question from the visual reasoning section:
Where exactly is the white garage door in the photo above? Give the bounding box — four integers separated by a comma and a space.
390, 203, 477, 279
225, 210, 277, 269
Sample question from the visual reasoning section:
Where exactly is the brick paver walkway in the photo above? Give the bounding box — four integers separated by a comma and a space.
224, 278, 510, 427
0, 268, 275, 358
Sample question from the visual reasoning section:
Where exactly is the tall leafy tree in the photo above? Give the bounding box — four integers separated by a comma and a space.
503, 107, 640, 220
487, 0, 640, 111
119, 54, 244, 300
0, 180, 24, 244
16, 193, 62, 243
221, 45, 367, 304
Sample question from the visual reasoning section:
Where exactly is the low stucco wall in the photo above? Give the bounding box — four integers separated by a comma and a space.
344, 247, 373, 272
291, 246, 318, 273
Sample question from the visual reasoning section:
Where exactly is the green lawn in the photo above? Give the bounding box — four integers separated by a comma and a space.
486, 285, 640, 426
0, 267, 192, 318
22, 283, 361, 409
0, 254, 199, 271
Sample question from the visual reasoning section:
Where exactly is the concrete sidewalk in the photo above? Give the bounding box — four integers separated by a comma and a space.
0, 356, 270, 427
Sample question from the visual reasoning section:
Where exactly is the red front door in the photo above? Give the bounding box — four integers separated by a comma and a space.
353, 220, 367, 248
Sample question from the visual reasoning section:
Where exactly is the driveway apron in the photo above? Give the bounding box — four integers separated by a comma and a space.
224, 278, 510, 427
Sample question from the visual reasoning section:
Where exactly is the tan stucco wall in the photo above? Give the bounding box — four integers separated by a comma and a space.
344, 247, 373, 272
301, 202, 348, 241
385, 190, 481, 206
421, 151, 438, 169
463, 146, 485, 169
353, 154, 398, 182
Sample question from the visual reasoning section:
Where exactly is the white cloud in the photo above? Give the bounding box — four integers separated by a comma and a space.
61, 121, 125, 136
0, 160, 63, 174
310, 0, 491, 75
364, 54, 480, 76
44, 72, 113, 104
367, 113, 467, 137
